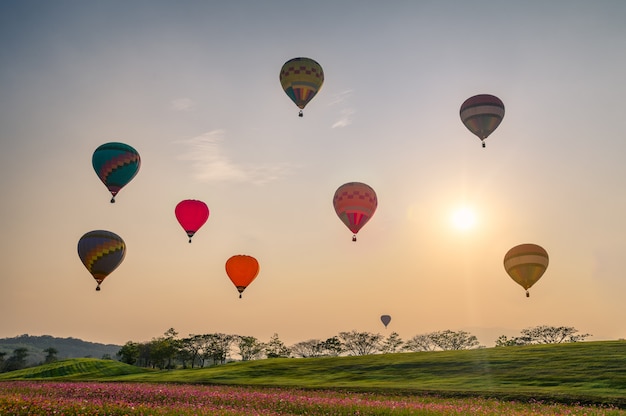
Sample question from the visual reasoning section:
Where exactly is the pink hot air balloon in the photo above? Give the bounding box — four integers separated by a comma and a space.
175, 199, 209, 243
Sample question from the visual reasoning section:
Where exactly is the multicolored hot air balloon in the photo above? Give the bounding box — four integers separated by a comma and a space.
460, 94, 505, 148
92, 142, 141, 203
225, 255, 259, 298
77, 230, 126, 291
175, 199, 209, 243
279, 57, 324, 117
333, 182, 378, 241
380, 315, 391, 328
503, 243, 549, 297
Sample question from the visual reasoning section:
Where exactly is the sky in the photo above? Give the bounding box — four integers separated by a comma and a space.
1, 1, 626, 348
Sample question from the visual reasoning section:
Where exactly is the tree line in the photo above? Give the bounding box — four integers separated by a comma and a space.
114, 325, 591, 370
0, 325, 591, 372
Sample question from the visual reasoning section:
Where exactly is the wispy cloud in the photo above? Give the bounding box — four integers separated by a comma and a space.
332, 108, 356, 129
177, 130, 296, 184
170, 98, 195, 111
328, 90, 355, 128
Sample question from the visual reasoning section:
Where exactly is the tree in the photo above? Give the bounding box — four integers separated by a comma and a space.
429, 330, 479, 350
380, 332, 404, 354
179, 335, 205, 368
43, 347, 58, 364
291, 339, 325, 358
320, 336, 343, 356
2, 347, 29, 372
265, 333, 291, 358
236, 336, 264, 361
494, 335, 529, 347
202, 333, 235, 365
520, 325, 591, 344
404, 334, 436, 352
338, 331, 382, 356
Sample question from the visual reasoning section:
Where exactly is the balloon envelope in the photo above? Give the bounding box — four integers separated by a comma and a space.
460, 94, 505, 146
279, 57, 324, 115
333, 182, 377, 241
225, 255, 260, 298
77, 230, 126, 291
92, 142, 141, 203
503, 243, 549, 297
380, 315, 391, 328
175, 199, 209, 243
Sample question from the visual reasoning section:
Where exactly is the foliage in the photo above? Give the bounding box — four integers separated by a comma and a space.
2, 381, 625, 415
379, 332, 404, 353
338, 330, 383, 355
403, 330, 479, 351
496, 325, 592, 346
265, 333, 290, 358
235, 335, 264, 361
0, 335, 120, 365
1, 341, 625, 409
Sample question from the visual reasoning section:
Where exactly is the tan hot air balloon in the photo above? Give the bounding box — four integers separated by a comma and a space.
503, 243, 549, 297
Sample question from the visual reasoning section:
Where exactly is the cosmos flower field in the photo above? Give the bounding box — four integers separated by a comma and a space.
1, 381, 624, 415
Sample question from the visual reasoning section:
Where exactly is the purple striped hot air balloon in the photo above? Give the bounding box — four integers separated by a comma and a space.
460, 94, 505, 148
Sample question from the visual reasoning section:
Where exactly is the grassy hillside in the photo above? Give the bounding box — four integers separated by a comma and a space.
1, 341, 624, 407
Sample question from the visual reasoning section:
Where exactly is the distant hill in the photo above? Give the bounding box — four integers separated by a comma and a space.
0, 334, 122, 365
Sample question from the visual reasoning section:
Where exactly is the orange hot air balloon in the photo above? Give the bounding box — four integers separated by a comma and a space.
503, 243, 549, 297
333, 182, 378, 241
225, 255, 260, 298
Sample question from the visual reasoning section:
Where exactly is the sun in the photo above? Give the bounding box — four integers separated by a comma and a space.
450, 206, 477, 231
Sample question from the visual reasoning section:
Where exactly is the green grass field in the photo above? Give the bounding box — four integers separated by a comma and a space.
2, 340, 625, 408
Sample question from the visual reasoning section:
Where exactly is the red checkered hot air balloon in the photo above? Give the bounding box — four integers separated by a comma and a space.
279, 57, 324, 117
175, 199, 209, 243
333, 182, 378, 242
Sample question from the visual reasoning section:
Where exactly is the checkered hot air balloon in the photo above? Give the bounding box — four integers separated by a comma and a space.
503, 243, 549, 297
460, 94, 505, 148
333, 182, 378, 242
77, 230, 126, 291
279, 57, 324, 117
92, 142, 141, 203
175, 199, 210, 243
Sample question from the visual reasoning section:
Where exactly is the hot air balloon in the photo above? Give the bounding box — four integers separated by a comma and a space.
279, 57, 324, 117
225, 255, 259, 298
77, 230, 126, 291
503, 243, 549, 297
460, 94, 505, 148
380, 315, 391, 328
333, 182, 377, 241
92, 142, 141, 203
175, 199, 209, 243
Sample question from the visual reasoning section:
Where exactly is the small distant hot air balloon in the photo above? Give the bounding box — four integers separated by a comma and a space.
77, 230, 126, 291
460, 94, 505, 148
503, 243, 549, 297
92, 142, 141, 203
279, 57, 324, 117
175, 199, 209, 243
380, 315, 391, 328
333, 182, 378, 241
225, 255, 260, 298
